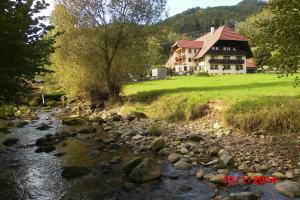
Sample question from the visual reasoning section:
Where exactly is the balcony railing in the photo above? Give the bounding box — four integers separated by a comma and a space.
209, 59, 244, 64
209, 50, 245, 55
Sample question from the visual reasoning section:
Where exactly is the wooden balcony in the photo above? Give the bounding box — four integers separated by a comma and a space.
209, 59, 244, 64
209, 50, 245, 55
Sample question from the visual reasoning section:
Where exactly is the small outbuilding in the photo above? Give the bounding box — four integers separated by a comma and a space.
152, 67, 168, 79
246, 59, 258, 73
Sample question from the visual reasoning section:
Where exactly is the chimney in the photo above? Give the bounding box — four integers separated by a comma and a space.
211, 27, 215, 36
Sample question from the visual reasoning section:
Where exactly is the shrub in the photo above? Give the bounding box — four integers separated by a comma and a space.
196, 72, 210, 77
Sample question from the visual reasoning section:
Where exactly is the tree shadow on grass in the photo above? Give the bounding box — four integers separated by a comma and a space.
126, 81, 291, 103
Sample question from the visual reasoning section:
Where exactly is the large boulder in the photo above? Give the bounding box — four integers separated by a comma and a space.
275, 181, 300, 198
129, 158, 161, 182
209, 174, 226, 184
123, 157, 143, 174
151, 137, 164, 151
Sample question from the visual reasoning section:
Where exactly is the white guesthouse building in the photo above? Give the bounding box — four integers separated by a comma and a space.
165, 26, 254, 75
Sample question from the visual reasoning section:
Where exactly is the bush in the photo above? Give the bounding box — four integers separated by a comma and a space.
0, 104, 15, 119
196, 72, 210, 77
225, 97, 300, 133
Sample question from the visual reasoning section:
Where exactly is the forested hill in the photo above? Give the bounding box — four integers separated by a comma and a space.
158, 0, 266, 38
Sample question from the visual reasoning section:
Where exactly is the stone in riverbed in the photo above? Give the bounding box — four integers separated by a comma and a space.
129, 158, 161, 182
195, 169, 204, 179
110, 156, 122, 164
151, 137, 164, 151
35, 145, 56, 153
219, 154, 234, 166
229, 192, 259, 200
272, 172, 285, 179
174, 160, 192, 170
36, 123, 51, 131
158, 148, 171, 156
209, 174, 226, 184
61, 166, 89, 179
2, 138, 18, 146
275, 181, 300, 198
132, 135, 143, 140
285, 171, 294, 179
123, 157, 143, 174
168, 153, 180, 163
208, 146, 220, 156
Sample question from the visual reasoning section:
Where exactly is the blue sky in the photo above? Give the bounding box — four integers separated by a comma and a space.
44, 0, 244, 17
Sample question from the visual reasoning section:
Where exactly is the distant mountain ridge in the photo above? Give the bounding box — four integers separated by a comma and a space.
158, 0, 266, 38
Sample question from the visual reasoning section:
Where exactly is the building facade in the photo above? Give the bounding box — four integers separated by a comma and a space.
166, 26, 253, 75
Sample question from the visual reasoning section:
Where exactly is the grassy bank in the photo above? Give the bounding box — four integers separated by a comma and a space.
123, 74, 300, 133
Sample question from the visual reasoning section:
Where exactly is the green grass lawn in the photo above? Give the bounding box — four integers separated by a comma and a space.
123, 74, 300, 133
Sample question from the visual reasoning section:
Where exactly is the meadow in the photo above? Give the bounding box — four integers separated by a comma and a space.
123, 74, 300, 133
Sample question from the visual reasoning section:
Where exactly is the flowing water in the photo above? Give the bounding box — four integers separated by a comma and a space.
0, 107, 299, 200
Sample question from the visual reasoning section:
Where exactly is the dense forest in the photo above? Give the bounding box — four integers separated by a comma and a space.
156, 0, 266, 38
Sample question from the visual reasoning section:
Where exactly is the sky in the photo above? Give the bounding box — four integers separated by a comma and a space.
43, 0, 245, 17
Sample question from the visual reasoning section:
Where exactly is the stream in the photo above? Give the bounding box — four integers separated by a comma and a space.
0, 107, 299, 200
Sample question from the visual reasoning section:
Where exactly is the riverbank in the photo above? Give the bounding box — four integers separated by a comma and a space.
1, 103, 300, 199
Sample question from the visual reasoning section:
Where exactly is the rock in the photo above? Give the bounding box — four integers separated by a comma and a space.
180, 148, 189, 154
196, 169, 204, 179
110, 156, 121, 164
104, 126, 112, 131
207, 159, 219, 166
36, 123, 51, 131
218, 149, 230, 157
238, 163, 250, 172
208, 146, 220, 156
189, 134, 202, 142
174, 161, 192, 170
210, 174, 226, 184
275, 181, 300, 198
224, 145, 234, 153
151, 137, 164, 151
168, 153, 181, 163
2, 138, 18, 146
111, 115, 122, 121
294, 169, 300, 175
127, 112, 147, 121
219, 154, 234, 166
16, 120, 28, 128
129, 158, 161, 182
123, 157, 143, 174
132, 135, 143, 140
158, 148, 171, 156
35, 145, 56, 153
55, 152, 66, 157
61, 166, 89, 179
62, 117, 85, 126
217, 169, 229, 176
123, 182, 135, 191
213, 123, 222, 129
285, 171, 294, 179
229, 192, 259, 200
88, 150, 101, 157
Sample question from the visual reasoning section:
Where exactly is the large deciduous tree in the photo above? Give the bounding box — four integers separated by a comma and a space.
53, 0, 166, 100
0, 0, 54, 103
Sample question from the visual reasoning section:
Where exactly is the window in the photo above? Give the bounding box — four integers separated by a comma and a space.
188, 49, 192, 53
184, 66, 187, 71
188, 58, 192, 62
236, 65, 243, 71
233, 48, 237, 51
236, 56, 242, 60
223, 47, 227, 51
216, 47, 219, 51
212, 47, 216, 51
212, 55, 217, 60
210, 65, 219, 70
227, 47, 231, 51
223, 65, 231, 70
194, 49, 197, 53
224, 56, 230, 60
179, 67, 182, 72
